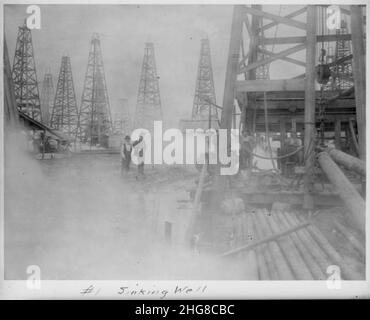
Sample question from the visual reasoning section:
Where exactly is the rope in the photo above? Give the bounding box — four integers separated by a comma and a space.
247, 146, 304, 160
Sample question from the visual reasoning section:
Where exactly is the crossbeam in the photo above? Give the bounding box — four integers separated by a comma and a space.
236, 79, 305, 92
239, 43, 306, 74
259, 34, 352, 45
258, 7, 307, 32
258, 47, 306, 67
244, 6, 307, 30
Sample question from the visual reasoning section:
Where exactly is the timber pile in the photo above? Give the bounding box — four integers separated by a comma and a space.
224, 209, 365, 280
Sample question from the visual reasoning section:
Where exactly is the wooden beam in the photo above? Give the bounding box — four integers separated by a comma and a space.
239, 43, 306, 74
350, 5, 366, 161
244, 13, 252, 35
258, 6, 307, 32
348, 119, 360, 155
334, 119, 341, 149
258, 47, 306, 67
303, 6, 317, 210
220, 5, 244, 131
259, 34, 351, 45
244, 6, 307, 30
236, 79, 305, 92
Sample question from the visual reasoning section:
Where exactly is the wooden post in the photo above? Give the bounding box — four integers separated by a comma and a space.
291, 118, 296, 133
334, 119, 341, 150
303, 6, 317, 210
220, 5, 244, 134
280, 119, 286, 150
348, 119, 360, 155
350, 5, 366, 161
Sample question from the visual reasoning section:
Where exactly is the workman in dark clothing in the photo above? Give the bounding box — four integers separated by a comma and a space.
121, 135, 132, 173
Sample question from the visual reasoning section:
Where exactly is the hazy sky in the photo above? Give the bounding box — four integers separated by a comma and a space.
5, 4, 308, 127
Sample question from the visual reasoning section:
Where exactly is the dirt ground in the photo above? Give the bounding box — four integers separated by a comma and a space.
4, 150, 249, 280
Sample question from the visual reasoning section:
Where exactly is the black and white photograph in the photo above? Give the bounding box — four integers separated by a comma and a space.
0, 0, 369, 299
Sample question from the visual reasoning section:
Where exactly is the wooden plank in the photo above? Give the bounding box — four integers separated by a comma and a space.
260, 34, 351, 46
244, 6, 307, 30
236, 79, 305, 92
239, 43, 307, 74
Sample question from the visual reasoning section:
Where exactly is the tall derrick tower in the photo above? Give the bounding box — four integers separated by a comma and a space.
134, 42, 163, 131
40, 72, 54, 125
11, 21, 41, 121
332, 19, 353, 91
77, 33, 112, 146
50, 56, 79, 137
191, 38, 218, 126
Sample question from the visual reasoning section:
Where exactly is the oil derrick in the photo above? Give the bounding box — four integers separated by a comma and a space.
113, 98, 132, 135
332, 20, 353, 91
191, 38, 218, 125
134, 42, 163, 131
40, 73, 54, 125
50, 56, 79, 137
11, 21, 41, 121
77, 33, 112, 146
256, 21, 270, 80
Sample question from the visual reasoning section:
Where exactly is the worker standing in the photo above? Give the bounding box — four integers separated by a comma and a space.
120, 135, 132, 174
240, 130, 255, 170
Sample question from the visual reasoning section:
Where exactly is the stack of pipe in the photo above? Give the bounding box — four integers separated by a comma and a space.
232, 209, 364, 280
317, 151, 365, 232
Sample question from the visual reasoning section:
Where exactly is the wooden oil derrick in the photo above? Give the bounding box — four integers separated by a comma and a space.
77, 33, 113, 146
40, 72, 54, 126
4, 38, 20, 128
50, 56, 79, 138
134, 42, 163, 132
11, 21, 41, 121
191, 38, 218, 127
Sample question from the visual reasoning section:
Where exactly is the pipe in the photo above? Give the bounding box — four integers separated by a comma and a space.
276, 211, 325, 280
250, 211, 279, 280
317, 151, 365, 233
284, 212, 334, 277
295, 214, 364, 280
327, 147, 365, 176
255, 210, 295, 280
267, 210, 314, 280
